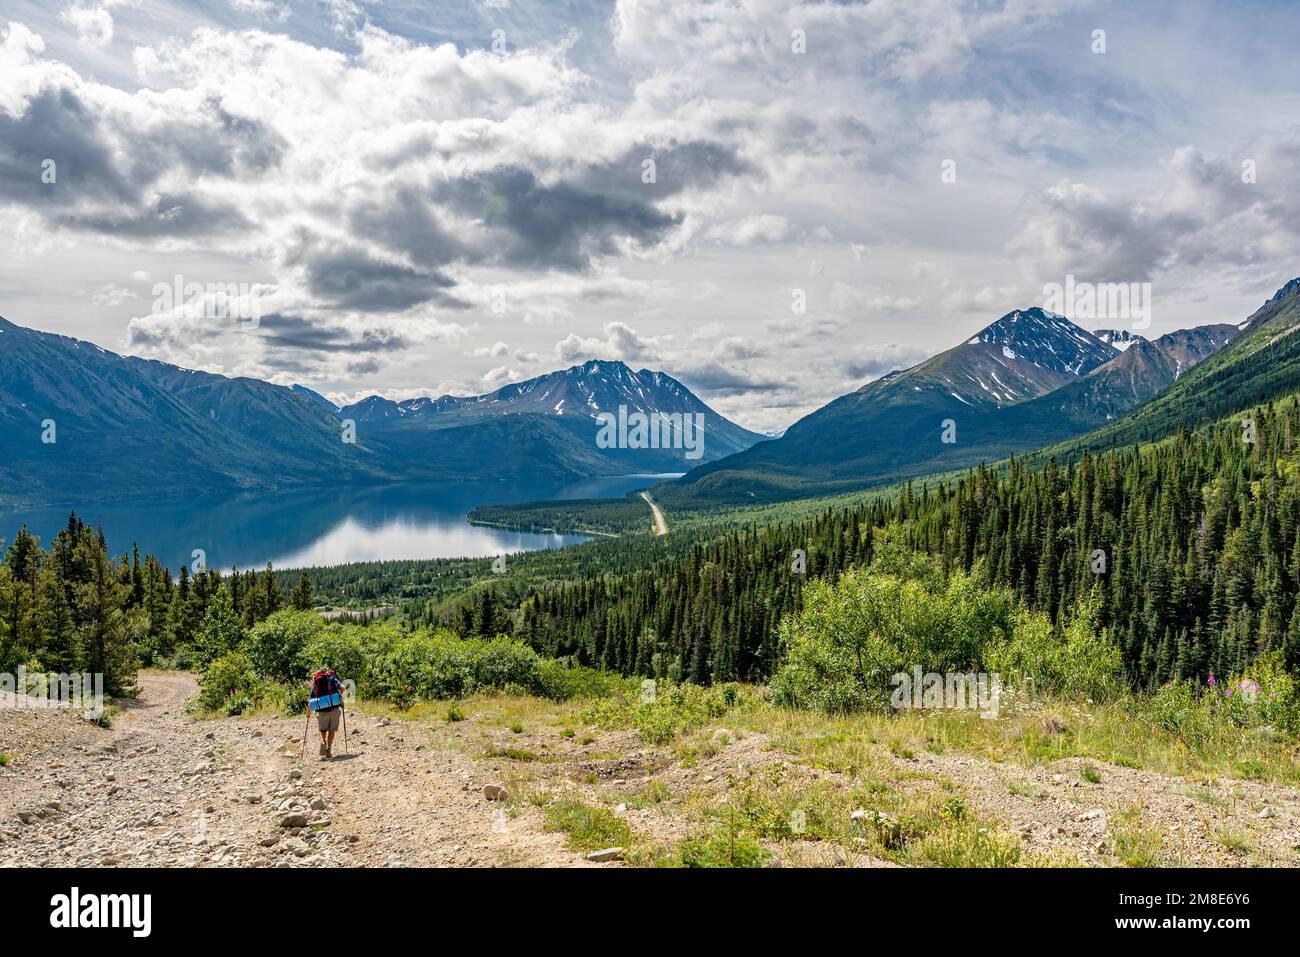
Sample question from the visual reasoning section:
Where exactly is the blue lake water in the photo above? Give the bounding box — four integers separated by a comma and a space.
0, 475, 681, 571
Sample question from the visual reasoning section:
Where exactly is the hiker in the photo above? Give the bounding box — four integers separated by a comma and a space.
309, 669, 346, 760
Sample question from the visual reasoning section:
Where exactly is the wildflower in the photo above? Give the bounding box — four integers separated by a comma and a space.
1207, 671, 1217, 687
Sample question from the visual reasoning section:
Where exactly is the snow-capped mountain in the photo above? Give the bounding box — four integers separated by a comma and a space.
665, 302, 1239, 505
888, 307, 1117, 408
291, 359, 768, 459
0, 318, 764, 507
337, 359, 765, 463
1093, 329, 1146, 351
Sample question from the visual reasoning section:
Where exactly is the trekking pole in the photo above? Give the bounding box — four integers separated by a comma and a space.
341, 702, 348, 755
299, 702, 312, 757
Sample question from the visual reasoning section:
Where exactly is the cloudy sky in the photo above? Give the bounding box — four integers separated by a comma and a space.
2, 0, 1299, 433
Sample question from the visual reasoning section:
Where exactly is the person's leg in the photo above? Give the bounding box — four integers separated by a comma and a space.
322, 710, 339, 757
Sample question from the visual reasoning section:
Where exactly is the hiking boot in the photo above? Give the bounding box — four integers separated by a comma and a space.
324, 745, 332, 760
319, 740, 326, 756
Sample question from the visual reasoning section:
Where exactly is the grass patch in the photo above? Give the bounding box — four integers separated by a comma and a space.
1109, 806, 1165, 867
581, 681, 747, 744
482, 746, 541, 762
652, 829, 769, 868
1213, 828, 1253, 855
725, 692, 1300, 789
542, 799, 633, 853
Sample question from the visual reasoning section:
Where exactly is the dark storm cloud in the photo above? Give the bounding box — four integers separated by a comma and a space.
293, 243, 467, 312
257, 313, 409, 354
579, 140, 755, 202
440, 166, 678, 271
676, 362, 785, 398
0, 85, 280, 239
345, 187, 467, 271
54, 191, 252, 239
150, 96, 287, 180
0, 87, 138, 204
431, 142, 750, 271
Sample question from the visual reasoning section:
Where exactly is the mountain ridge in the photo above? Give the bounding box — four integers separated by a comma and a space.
658, 298, 1257, 506
0, 317, 761, 506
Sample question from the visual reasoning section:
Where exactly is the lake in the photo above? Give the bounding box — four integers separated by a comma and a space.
0, 474, 680, 571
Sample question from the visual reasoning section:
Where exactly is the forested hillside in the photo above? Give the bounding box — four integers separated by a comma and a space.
483, 395, 1300, 686
9, 386, 1300, 705
0, 513, 311, 692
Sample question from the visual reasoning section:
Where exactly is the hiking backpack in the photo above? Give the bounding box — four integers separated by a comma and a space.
309, 670, 342, 712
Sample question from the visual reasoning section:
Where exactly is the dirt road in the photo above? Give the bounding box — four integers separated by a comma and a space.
0, 672, 590, 867
641, 491, 668, 535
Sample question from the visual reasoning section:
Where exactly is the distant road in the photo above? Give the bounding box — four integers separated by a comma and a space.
640, 491, 668, 535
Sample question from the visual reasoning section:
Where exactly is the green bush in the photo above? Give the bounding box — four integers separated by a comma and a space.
245, 610, 323, 679
986, 603, 1124, 702
769, 568, 1017, 714
296, 627, 370, 690
195, 651, 259, 712
536, 661, 634, 701
366, 631, 542, 702
581, 680, 738, 743
1144, 653, 1300, 749
663, 829, 769, 868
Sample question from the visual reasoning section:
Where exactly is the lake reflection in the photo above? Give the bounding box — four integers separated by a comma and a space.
0, 475, 680, 571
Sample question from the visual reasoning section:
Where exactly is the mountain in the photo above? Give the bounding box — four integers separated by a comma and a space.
1059, 278, 1300, 453
661, 302, 1245, 506
1009, 322, 1241, 429
290, 384, 338, 414
337, 359, 765, 471
1093, 328, 1145, 351
0, 318, 763, 507
0, 315, 387, 506
658, 308, 1115, 503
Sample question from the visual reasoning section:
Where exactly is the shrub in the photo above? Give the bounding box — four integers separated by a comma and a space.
245, 610, 323, 680
536, 660, 633, 701
663, 829, 768, 868
296, 627, 369, 691
986, 603, 1124, 702
769, 568, 1017, 714
195, 651, 259, 712
581, 681, 738, 743
366, 632, 541, 702
1144, 652, 1300, 750
1207, 653, 1299, 735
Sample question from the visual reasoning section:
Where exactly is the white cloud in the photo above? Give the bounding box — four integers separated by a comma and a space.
60, 4, 114, 49
2, 2, 1297, 435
